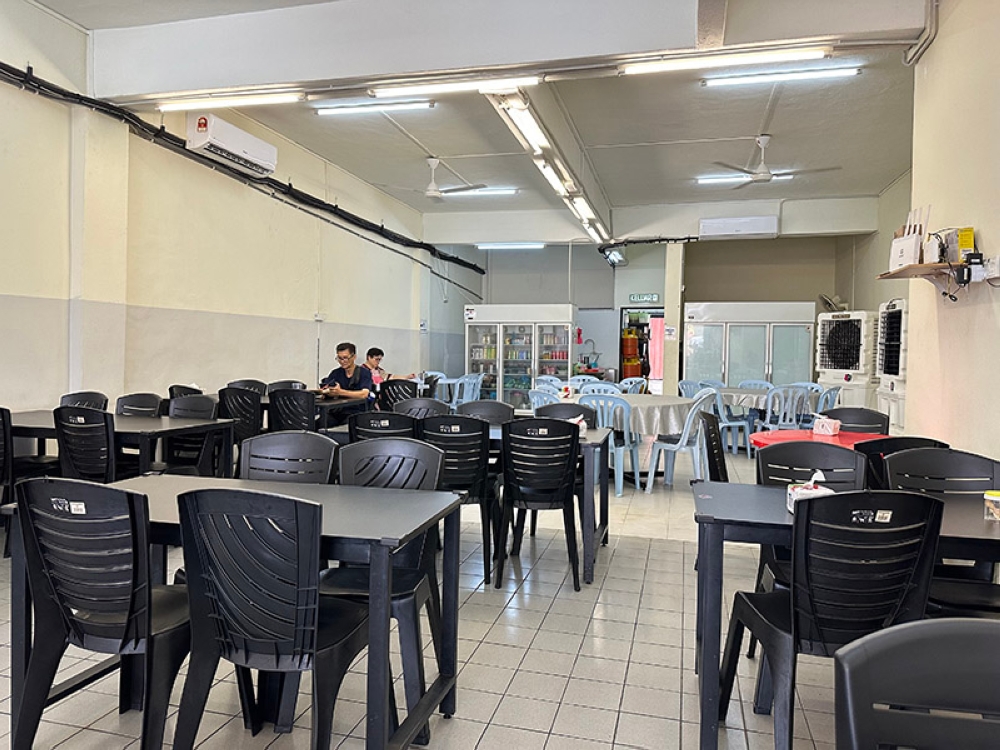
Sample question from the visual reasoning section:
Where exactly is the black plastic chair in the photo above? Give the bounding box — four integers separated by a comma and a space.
835, 618, 1000, 750
494, 418, 582, 591
53, 406, 137, 483
227, 378, 267, 396
852, 435, 950, 490
700, 411, 729, 483
60, 390, 108, 410
718, 490, 943, 750
175, 488, 369, 749
820, 407, 889, 434
218, 386, 264, 448
422, 374, 440, 400
885, 447, 1000, 615
535, 402, 597, 428
347, 411, 417, 442
240, 430, 337, 483
418, 415, 492, 582
161, 394, 220, 475
457, 399, 515, 425
267, 379, 308, 392
15, 477, 190, 750
269, 388, 318, 432
393, 397, 450, 419
115, 393, 163, 417
168, 384, 203, 399
376, 379, 419, 411
322, 437, 443, 744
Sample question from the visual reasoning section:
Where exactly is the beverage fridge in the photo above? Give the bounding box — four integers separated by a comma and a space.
464, 304, 576, 410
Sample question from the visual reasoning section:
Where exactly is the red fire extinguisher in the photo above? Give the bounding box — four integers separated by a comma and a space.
576, 327, 583, 345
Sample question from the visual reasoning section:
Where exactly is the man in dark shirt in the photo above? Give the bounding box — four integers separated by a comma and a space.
320, 342, 373, 422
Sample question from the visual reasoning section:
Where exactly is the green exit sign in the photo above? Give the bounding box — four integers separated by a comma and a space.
628, 293, 659, 304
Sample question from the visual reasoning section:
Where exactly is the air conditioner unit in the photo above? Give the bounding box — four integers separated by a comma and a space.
816, 310, 877, 408
698, 215, 779, 240
185, 113, 277, 177
876, 299, 908, 434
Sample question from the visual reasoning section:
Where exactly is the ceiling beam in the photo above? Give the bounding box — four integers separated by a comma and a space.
697, 0, 729, 49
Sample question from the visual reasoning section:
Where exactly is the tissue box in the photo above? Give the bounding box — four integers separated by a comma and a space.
985, 491, 1000, 521
786, 483, 835, 514
812, 417, 841, 436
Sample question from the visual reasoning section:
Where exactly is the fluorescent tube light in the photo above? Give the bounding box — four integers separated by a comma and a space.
505, 106, 550, 154
621, 47, 829, 76
583, 224, 603, 243
456, 187, 518, 196
533, 159, 569, 196
315, 100, 434, 115
476, 242, 546, 250
372, 76, 540, 98
697, 174, 793, 185
704, 67, 861, 87
157, 92, 303, 111
570, 196, 597, 221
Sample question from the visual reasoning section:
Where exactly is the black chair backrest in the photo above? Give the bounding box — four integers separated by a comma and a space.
18, 477, 152, 651
178, 488, 323, 671
267, 380, 307, 393
820, 407, 890, 434
0, 407, 12, 505
699, 411, 729, 483
240, 431, 337, 484
501, 418, 580, 510
348, 411, 417, 442
227, 379, 267, 396
834, 618, 1000, 750
218, 387, 264, 445
268, 388, 317, 432
60, 391, 108, 410
168, 394, 217, 420
756, 441, 866, 491
853, 436, 950, 490
535, 402, 597, 428
457, 399, 515, 425
115, 393, 163, 417
168, 384, 203, 399
393, 397, 450, 419
422, 374, 440, 400
376, 379, 419, 411
791, 490, 942, 655
53, 406, 116, 483
884, 447, 1000, 496
417, 415, 490, 498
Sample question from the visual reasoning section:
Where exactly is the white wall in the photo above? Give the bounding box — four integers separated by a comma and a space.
906, 0, 1000, 455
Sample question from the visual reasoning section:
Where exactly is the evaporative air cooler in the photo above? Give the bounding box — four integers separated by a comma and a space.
815, 311, 877, 408
875, 299, 907, 434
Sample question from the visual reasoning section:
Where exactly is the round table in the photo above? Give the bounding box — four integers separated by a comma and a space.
749, 429, 886, 449
719, 388, 770, 410
568, 392, 694, 435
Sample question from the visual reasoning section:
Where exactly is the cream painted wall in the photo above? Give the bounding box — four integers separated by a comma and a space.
0, 0, 87, 92
907, 0, 1000, 455
834, 172, 911, 311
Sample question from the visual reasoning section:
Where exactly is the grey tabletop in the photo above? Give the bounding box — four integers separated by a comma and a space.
10, 410, 234, 437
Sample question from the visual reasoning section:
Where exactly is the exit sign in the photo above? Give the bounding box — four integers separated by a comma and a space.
629, 293, 659, 304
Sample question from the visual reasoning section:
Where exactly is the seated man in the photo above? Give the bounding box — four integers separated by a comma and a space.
362, 347, 416, 386
320, 342, 373, 424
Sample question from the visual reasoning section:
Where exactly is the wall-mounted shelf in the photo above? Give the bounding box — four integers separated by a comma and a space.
877, 263, 955, 281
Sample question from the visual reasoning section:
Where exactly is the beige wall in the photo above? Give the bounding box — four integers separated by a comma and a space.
907, 0, 1000, 455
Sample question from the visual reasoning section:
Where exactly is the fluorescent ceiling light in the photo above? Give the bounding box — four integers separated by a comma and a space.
505, 106, 550, 154
315, 100, 434, 115
570, 196, 597, 221
697, 174, 793, 185
621, 47, 829, 76
583, 224, 603, 243
533, 159, 569, 196
704, 67, 861, 87
157, 92, 303, 111
372, 76, 539, 98
476, 242, 546, 250
455, 187, 518, 196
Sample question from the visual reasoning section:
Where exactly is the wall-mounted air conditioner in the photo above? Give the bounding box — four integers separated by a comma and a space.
698, 215, 779, 240
185, 113, 277, 177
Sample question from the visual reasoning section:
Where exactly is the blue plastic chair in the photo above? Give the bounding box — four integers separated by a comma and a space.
646, 388, 716, 491
534, 382, 560, 396
711, 389, 751, 455
817, 385, 841, 412
699, 379, 726, 389
738, 380, 773, 390
618, 377, 646, 394
579, 382, 621, 395
758, 386, 808, 431
536, 375, 565, 389
569, 375, 600, 388
579, 394, 640, 496
678, 379, 701, 398
448, 373, 484, 410
528, 389, 560, 410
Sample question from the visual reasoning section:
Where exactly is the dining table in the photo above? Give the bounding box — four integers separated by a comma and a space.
566, 392, 694, 436
691, 480, 1000, 750
717, 387, 771, 410
5, 473, 464, 750
10, 410, 236, 475
749, 428, 886, 450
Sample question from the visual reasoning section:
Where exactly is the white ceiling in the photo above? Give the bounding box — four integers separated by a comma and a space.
37, 1, 917, 224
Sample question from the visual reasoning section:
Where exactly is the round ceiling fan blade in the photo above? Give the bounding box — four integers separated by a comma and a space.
773, 166, 842, 177
712, 161, 756, 176
439, 183, 489, 194
730, 180, 752, 190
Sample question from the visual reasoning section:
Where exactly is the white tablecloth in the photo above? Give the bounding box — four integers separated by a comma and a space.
719, 388, 770, 409
569, 393, 694, 436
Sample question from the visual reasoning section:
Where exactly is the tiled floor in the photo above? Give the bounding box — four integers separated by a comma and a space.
0, 447, 837, 749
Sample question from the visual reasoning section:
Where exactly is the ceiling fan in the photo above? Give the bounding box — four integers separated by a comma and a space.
390, 157, 487, 202
712, 134, 841, 188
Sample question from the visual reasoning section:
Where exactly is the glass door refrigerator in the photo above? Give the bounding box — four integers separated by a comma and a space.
464, 304, 576, 410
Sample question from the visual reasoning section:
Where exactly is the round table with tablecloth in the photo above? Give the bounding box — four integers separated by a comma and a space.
566, 392, 694, 435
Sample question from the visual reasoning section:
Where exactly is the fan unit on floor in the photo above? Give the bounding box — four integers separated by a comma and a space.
876, 299, 908, 433
816, 311, 877, 408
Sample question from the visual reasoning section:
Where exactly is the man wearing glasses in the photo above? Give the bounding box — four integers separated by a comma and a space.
319, 342, 373, 420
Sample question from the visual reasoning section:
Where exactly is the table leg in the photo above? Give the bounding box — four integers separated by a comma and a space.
440, 508, 459, 716
581, 444, 596, 585
220, 425, 234, 477
366, 544, 394, 750
697, 522, 724, 750
599, 439, 610, 546
139, 435, 152, 474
